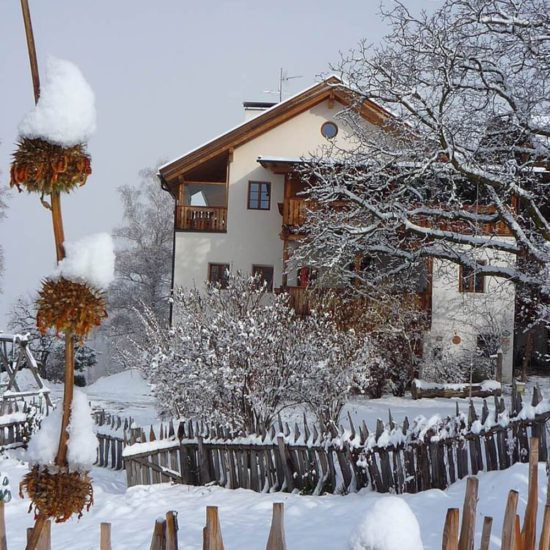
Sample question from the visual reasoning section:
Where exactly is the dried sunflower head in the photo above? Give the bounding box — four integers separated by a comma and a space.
20, 466, 94, 523
36, 278, 107, 341
10, 137, 91, 194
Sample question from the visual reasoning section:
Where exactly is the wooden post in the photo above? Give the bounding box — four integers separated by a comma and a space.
100, 522, 112, 550
496, 349, 503, 384
27, 521, 51, 550
522, 438, 539, 550
150, 519, 166, 550
502, 490, 519, 550
480, 517, 493, 550
26, 515, 47, 550
539, 506, 550, 550
515, 515, 522, 550
266, 503, 287, 550
36, 520, 51, 550
442, 508, 459, 550
458, 476, 478, 550
166, 511, 178, 550
204, 506, 224, 550
0, 502, 7, 550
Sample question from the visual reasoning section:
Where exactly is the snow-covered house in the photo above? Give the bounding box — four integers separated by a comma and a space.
158, 77, 516, 382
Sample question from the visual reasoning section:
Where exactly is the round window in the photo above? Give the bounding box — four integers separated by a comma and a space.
321, 121, 338, 139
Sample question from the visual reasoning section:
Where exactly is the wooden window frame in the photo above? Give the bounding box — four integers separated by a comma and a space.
247, 181, 271, 211
459, 262, 485, 293
208, 263, 230, 288
252, 264, 274, 292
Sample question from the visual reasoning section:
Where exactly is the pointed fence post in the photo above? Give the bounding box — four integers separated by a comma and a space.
480, 517, 492, 550
150, 518, 166, 550
539, 506, 550, 550
458, 477, 478, 550
501, 490, 519, 550
442, 508, 459, 550
522, 438, 539, 550
166, 511, 178, 550
100, 522, 112, 550
36, 520, 51, 550
0, 502, 7, 550
266, 503, 287, 550
204, 506, 224, 550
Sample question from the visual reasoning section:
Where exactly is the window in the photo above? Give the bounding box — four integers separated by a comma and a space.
252, 265, 274, 292
459, 262, 485, 293
321, 121, 338, 139
248, 181, 271, 210
208, 263, 230, 288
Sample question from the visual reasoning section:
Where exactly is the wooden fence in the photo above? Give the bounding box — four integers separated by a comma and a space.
93, 384, 550, 495
0, 399, 45, 450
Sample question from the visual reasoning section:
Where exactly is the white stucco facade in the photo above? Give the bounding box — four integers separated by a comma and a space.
173, 99, 366, 289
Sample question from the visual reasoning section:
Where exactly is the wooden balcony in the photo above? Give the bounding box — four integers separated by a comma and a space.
279, 286, 432, 326
176, 206, 227, 232
283, 198, 310, 226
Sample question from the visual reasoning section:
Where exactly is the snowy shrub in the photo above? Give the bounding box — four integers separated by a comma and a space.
349, 497, 423, 550
133, 273, 368, 432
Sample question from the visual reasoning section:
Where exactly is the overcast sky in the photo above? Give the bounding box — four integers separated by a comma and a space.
0, 0, 435, 327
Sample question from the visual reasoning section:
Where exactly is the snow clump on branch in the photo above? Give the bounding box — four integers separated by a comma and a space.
19, 57, 96, 147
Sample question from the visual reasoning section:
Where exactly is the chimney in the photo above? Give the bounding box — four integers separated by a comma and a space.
243, 101, 276, 121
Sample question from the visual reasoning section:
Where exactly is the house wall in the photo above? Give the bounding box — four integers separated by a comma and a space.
173, 99, 371, 289
425, 243, 516, 382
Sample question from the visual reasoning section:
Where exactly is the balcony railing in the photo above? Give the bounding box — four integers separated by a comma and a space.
176, 206, 227, 232
278, 286, 432, 325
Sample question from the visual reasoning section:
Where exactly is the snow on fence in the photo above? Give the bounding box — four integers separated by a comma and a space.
0, 399, 46, 451
92, 384, 550, 496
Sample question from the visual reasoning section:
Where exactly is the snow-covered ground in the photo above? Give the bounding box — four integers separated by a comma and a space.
5, 369, 550, 548
1, 453, 546, 549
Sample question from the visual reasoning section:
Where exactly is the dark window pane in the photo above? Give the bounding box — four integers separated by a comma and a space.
209, 263, 230, 288
252, 265, 274, 291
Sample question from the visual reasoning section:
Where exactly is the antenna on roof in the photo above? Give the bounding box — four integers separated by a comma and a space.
264, 68, 303, 102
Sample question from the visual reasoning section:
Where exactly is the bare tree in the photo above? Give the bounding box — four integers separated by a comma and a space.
298, 0, 549, 326
106, 167, 173, 364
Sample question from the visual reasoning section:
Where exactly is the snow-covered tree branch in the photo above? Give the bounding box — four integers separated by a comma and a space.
132, 273, 370, 432
298, 0, 549, 324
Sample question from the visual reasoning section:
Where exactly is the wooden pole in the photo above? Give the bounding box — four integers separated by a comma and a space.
36, 520, 51, 550
100, 522, 112, 550
266, 503, 287, 550
515, 515, 523, 550
458, 477, 478, 550
165, 511, 178, 550
442, 508, 459, 550
0, 502, 7, 550
149, 519, 166, 550
204, 506, 224, 550
539, 506, 550, 550
26, 515, 47, 550
522, 438, 539, 550
480, 517, 493, 550
502, 490, 519, 550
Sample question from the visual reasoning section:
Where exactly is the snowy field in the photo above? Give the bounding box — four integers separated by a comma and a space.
5, 369, 550, 548
1, 454, 547, 549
